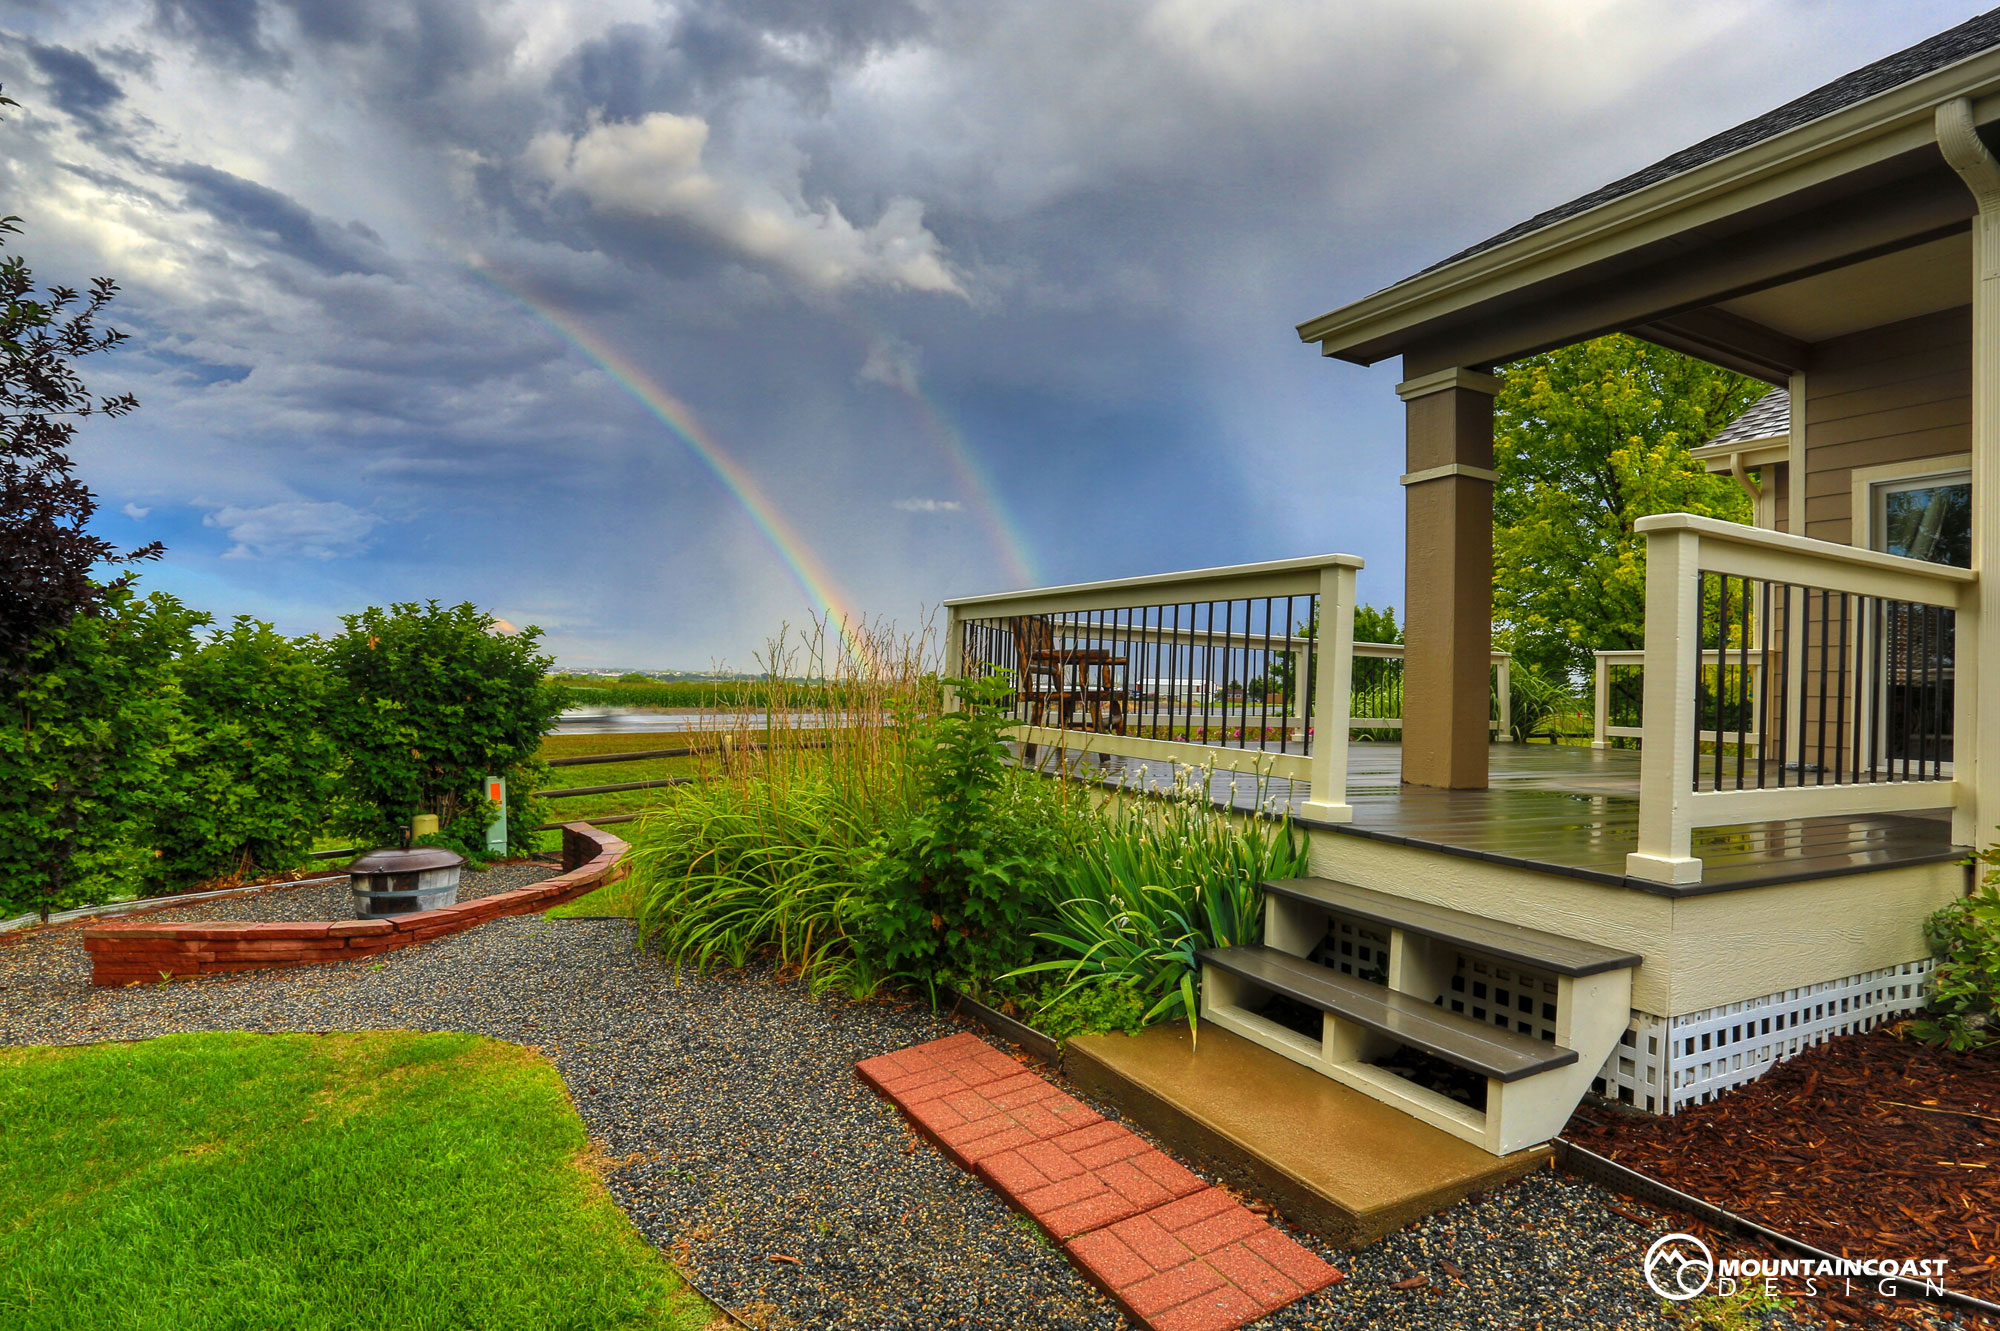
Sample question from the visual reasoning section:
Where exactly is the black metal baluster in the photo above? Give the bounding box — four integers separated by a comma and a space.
1694, 573, 1708, 789
1756, 581, 1771, 789
1714, 573, 1729, 792
1832, 592, 1848, 785
1814, 588, 1831, 786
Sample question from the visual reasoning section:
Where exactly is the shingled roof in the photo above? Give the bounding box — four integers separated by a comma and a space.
1703, 386, 1791, 448
1416, 8, 2000, 280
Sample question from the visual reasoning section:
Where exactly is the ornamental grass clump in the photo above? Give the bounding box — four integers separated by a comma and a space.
630, 619, 939, 999
1011, 761, 1309, 1040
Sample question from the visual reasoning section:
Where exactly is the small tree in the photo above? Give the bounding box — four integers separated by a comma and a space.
143, 618, 339, 890
0, 589, 199, 919
0, 89, 159, 672
1493, 335, 1762, 680
321, 602, 567, 857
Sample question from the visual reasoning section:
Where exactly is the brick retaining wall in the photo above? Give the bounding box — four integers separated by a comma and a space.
82, 823, 630, 987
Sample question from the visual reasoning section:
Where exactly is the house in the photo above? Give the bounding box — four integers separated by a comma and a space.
946, 12, 2000, 1167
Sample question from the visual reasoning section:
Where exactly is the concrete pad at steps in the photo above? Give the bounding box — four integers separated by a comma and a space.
1064, 1021, 1549, 1248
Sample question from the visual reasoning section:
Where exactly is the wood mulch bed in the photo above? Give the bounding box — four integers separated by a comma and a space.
1567, 1027, 2000, 1327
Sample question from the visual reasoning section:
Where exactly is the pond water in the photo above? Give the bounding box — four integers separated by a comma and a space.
553, 708, 838, 734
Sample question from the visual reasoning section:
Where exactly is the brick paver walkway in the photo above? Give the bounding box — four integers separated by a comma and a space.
858, 1033, 1343, 1331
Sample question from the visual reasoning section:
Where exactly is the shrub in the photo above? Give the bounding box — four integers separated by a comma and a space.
860, 673, 1075, 993
0, 588, 199, 918
321, 602, 565, 858
631, 773, 884, 998
1910, 872, 2000, 1052
1011, 763, 1308, 1039
1027, 976, 1154, 1042
142, 617, 338, 891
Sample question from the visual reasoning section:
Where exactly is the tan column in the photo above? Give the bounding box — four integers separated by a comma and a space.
1397, 367, 1500, 790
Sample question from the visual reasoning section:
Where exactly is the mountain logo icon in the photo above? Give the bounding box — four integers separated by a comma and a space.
1644, 1233, 1716, 1300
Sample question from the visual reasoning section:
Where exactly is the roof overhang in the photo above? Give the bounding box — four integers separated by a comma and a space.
1299, 46, 2000, 377
1690, 434, 1789, 474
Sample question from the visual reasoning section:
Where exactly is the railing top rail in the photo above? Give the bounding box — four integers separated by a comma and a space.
1595, 647, 1766, 663
944, 551, 1364, 612
1634, 513, 1977, 585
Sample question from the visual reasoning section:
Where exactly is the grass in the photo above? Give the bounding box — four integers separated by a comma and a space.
0, 1032, 717, 1331
547, 873, 645, 919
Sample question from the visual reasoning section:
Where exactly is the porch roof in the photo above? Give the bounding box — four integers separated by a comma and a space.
1297, 11, 2000, 379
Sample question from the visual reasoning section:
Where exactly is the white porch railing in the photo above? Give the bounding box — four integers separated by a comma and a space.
1351, 642, 1513, 740
944, 554, 1364, 823
1625, 514, 1976, 885
1591, 648, 1765, 751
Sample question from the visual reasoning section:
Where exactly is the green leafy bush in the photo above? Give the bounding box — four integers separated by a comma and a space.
1909, 871, 2000, 1051
1011, 764, 1308, 1039
1028, 976, 1154, 1042
142, 618, 337, 890
861, 674, 1073, 993
322, 602, 566, 858
0, 588, 199, 918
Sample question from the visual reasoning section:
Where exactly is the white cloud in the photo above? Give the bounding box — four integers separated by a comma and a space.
121, 502, 152, 519
201, 500, 381, 560
859, 335, 922, 394
894, 497, 963, 513
526, 111, 965, 297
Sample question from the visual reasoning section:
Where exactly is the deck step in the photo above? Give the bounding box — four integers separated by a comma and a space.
1262, 877, 1641, 977
1196, 945, 1577, 1082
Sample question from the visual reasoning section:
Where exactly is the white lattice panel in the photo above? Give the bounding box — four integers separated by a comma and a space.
1590, 959, 1933, 1115
1311, 917, 1389, 983
1444, 954, 1562, 1044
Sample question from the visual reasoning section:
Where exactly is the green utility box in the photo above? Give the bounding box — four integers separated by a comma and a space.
484, 775, 507, 853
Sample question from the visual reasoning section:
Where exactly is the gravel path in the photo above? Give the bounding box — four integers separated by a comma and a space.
0, 908, 1888, 1330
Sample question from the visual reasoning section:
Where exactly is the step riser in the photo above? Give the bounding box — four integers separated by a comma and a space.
1207, 955, 1635, 1155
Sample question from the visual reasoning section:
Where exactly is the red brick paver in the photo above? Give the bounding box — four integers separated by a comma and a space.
858, 1034, 1342, 1330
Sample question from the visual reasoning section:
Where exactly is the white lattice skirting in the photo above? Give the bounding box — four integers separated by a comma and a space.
1590, 959, 1935, 1115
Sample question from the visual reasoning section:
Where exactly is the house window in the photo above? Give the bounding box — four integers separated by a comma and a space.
1862, 465, 1966, 767
1872, 469, 1970, 568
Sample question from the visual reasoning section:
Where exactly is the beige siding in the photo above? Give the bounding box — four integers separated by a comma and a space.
1802, 307, 1971, 546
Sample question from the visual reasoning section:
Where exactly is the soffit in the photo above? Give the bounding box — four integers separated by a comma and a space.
1714, 230, 1971, 341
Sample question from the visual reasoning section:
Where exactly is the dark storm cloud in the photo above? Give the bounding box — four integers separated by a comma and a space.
162, 163, 385, 276
148, 0, 286, 72
550, 0, 929, 126
22, 39, 122, 125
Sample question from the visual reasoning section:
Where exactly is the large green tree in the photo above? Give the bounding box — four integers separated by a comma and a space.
1492, 334, 1765, 680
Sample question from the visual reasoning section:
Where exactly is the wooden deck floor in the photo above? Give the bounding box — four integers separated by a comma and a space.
1034, 742, 1963, 896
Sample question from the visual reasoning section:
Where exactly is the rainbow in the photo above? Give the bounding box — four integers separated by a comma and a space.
848, 321, 1039, 588
473, 263, 876, 666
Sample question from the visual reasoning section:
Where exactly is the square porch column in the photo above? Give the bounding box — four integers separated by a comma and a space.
1396, 367, 1500, 790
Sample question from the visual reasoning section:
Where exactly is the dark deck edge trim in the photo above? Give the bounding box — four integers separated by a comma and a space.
1293, 812, 1971, 899
1260, 878, 1641, 975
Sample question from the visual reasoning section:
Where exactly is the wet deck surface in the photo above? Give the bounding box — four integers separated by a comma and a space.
1024, 741, 1963, 893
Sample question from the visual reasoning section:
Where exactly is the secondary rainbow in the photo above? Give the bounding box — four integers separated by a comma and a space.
475, 265, 874, 662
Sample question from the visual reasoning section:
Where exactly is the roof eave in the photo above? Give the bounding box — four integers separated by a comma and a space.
1297, 47, 2000, 362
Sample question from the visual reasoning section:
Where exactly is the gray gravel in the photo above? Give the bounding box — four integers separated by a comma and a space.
0, 907, 1880, 1330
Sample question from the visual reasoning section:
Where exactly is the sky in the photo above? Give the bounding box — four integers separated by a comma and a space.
1, 0, 1986, 669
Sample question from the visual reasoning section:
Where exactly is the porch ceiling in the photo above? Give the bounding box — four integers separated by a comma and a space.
1711, 229, 1971, 344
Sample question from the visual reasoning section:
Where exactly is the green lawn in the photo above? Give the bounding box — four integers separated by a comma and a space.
0, 1032, 715, 1331
546, 874, 645, 920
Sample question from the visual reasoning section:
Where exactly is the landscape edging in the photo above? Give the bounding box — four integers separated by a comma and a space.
80, 823, 629, 987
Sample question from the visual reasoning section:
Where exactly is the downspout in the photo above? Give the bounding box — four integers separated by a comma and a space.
1935, 97, 1999, 851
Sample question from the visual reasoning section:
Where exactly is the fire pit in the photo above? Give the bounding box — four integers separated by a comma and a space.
345, 846, 464, 918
